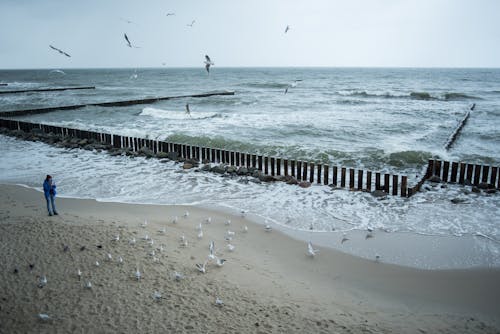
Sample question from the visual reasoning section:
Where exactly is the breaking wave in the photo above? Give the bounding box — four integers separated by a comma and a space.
140, 107, 221, 120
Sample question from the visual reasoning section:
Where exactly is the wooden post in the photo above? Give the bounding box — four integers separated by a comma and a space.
490, 167, 498, 187
235, 152, 240, 166
357, 170, 363, 190
450, 162, 459, 183
202, 147, 206, 161
442, 161, 450, 182
459, 162, 466, 184
332, 166, 338, 186
317, 164, 322, 184
277, 158, 281, 176
230, 151, 235, 165
252, 155, 257, 168
384, 174, 390, 193
366, 171, 372, 192
474, 164, 481, 185
303, 162, 308, 181
426, 160, 435, 178
401, 176, 407, 197
258, 156, 263, 171
264, 157, 269, 174
211, 149, 216, 163
271, 158, 275, 176
349, 169, 355, 189
284, 159, 289, 176
376, 172, 382, 190
225, 151, 230, 164
309, 163, 315, 183
296, 161, 301, 180
246, 153, 251, 168
291, 160, 295, 177
392, 175, 398, 196
435, 160, 442, 178
482, 165, 490, 183
341, 168, 346, 188
323, 165, 329, 185
466, 164, 474, 182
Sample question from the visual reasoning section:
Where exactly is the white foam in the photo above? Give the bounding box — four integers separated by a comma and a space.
140, 107, 219, 120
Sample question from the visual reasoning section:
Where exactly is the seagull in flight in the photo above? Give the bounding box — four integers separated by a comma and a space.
166, 13, 175, 16
124, 33, 140, 48
284, 25, 290, 33
204, 55, 214, 73
187, 20, 196, 27
307, 241, 319, 257
284, 79, 302, 94
119, 17, 133, 24
49, 45, 71, 58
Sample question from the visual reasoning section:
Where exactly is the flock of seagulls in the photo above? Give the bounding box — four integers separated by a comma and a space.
24, 209, 381, 321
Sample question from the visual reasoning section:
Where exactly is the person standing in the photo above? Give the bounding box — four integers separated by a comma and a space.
43, 175, 58, 216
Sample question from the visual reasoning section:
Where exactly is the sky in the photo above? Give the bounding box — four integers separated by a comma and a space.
0, 0, 499, 69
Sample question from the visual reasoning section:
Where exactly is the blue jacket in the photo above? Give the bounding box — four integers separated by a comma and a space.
43, 179, 56, 198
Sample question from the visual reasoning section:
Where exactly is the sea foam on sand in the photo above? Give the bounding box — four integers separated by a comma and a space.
0, 184, 499, 333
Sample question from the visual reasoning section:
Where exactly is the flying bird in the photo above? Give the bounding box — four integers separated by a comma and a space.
49, 45, 71, 58
166, 13, 175, 16
187, 20, 196, 27
284, 80, 302, 94
119, 17, 133, 24
124, 33, 140, 48
204, 55, 214, 73
284, 25, 290, 33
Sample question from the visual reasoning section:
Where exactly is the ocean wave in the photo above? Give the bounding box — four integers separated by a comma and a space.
139, 107, 220, 120
336, 90, 481, 101
239, 82, 289, 89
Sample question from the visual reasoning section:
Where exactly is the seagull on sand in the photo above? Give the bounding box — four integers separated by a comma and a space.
204, 55, 214, 73
187, 20, 196, 27
159, 226, 166, 234
242, 225, 248, 233
38, 313, 51, 321
129, 237, 136, 245
208, 241, 215, 260
77, 269, 82, 280
118, 256, 124, 264
265, 224, 272, 232
341, 233, 349, 244
135, 268, 142, 280
226, 243, 235, 252
143, 234, 150, 241
196, 223, 203, 231
214, 257, 226, 267
95, 261, 100, 267
365, 228, 374, 239
226, 230, 235, 237
183, 211, 190, 218
180, 235, 188, 247
85, 281, 92, 289
49, 45, 71, 57
152, 291, 163, 301
38, 275, 47, 288
141, 219, 148, 228
195, 261, 208, 274
225, 219, 231, 226
112, 234, 120, 242
307, 241, 319, 257
198, 229, 204, 239
106, 253, 113, 261
284, 25, 290, 33
215, 297, 224, 306
205, 217, 212, 224
172, 216, 179, 224
173, 271, 184, 281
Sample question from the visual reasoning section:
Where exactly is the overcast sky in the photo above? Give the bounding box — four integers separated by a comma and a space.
1, 0, 499, 69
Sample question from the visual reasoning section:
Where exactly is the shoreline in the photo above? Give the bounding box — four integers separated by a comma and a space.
1, 184, 500, 333
6, 182, 500, 270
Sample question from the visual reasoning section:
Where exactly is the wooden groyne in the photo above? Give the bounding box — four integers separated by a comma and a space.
0, 83, 7, 86
0, 86, 95, 95
0, 90, 235, 117
0, 118, 410, 197
444, 103, 475, 150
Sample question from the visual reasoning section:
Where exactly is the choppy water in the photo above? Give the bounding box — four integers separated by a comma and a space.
1, 68, 499, 267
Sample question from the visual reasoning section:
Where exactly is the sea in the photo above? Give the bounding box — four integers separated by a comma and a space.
1, 67, 499, 268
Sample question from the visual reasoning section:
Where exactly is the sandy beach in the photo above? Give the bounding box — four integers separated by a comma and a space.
0, 184, 499, 334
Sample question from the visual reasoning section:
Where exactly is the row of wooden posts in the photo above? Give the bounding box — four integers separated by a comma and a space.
1, 118, 498, 197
